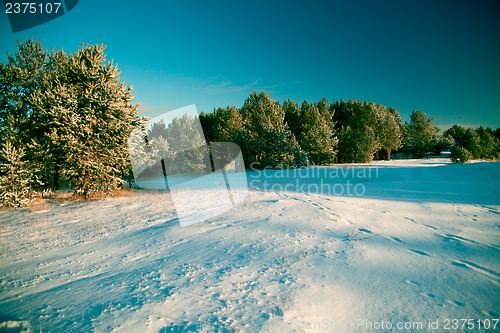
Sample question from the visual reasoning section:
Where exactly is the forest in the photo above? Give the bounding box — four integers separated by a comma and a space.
1, 40, 499, 207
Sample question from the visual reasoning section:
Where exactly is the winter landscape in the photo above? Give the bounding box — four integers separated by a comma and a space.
1, 2, 499, 332
1, 158, 499, 332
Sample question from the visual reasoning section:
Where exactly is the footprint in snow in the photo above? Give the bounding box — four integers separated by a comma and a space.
404, 279, 420, 287
441, 234, 475, 245
420, 292, 436, 299
487, 209, 500, 215
391, 237, 403, 243
450, 260, 500, 286
408, 249, 429, 257
445, 299, 465, 307
423, 224, 437, 230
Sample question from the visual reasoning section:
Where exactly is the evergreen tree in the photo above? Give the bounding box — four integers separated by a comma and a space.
458, 128, 481, 158
0, 39, 71, 198
282, 99, 302, 140
316, 97, 335, 127
200, 106, 245, 145
431, 134, 454, 156
475, 126, 498, 159
332, 100, 380, 163
166, 114, 211, 174
298, 101, 337, 165
31, 44, 139, 197
443, 125, 466, 143
128, 117, 159, 179
0, 39, 52, 145
0, 141, 42, 207
450, 145, 472, 163
199, 109, 219, 143
494, 128, 500, 141
445, 125, 499, 161
239, 91, 305, 168
373, 104, 402, 160
402, 110, 439, 158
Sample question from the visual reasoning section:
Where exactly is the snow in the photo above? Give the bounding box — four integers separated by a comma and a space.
0, 158, 499, 332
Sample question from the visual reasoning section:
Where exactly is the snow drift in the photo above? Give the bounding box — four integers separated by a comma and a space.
0, 159, 499, 332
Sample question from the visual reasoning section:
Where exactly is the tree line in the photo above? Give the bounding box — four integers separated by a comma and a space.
200, 92, 500, 168
1, 40, 499, 207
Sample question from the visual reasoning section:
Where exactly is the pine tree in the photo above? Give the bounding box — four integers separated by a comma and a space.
282, 99, 302, 140
445, 125, 499, 160
431, 134, 453, 156
450, 145, 472, 163
374, 104, 402, 160
128, 122, 149, 178
166, 114, 210, 174
0, 39, 58, 191
239, 91, 305, 168
0, 141, 42, 207
31, 44, 139, 197
332, 100, 380, 163
316, 97, 335, 128
298, 101, 337, 165
200, 106, 244, 144
0, 39, 51, 144
402, 110, 439, 158
475, 127, 498, 159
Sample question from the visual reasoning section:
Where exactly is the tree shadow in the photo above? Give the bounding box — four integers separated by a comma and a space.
246, 162, 500, 205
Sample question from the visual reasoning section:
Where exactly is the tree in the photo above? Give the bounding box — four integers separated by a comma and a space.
332, 100, 380, 163
431, 134, 454, 156
444, 125, 499, 161
443, 125, 465, 142
374, 104, 402, 160
0, 141, 42, 206
31, 44, 139, 197
298, 101, 337, 165
494, 128, 500, 141
0, 40, 72, 199
445, 126, 480, 158
450, 145, 472, 163
475, 126, 498, 159
282, 99, 302, 140
0, 39, 63, 192
128, 117, 159, 179
402, 110, 439, 158
238, 91, 305, 168
165, 114, 210, 174
0, 39, 53, 145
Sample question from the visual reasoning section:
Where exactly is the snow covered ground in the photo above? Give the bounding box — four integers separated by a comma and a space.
0, 158, 499, 332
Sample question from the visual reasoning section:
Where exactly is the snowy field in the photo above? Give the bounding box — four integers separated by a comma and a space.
0, 158, 499, 332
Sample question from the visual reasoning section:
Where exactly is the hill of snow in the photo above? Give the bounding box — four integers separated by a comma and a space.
0, 159, 499, 332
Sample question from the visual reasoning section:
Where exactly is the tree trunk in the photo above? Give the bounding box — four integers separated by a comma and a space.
53, 163, 59, 189
387, 149, 391, 161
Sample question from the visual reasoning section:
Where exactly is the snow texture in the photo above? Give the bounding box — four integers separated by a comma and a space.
0, 158, 499, 332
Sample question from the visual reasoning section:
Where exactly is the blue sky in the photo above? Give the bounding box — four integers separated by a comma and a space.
1, 0, 499, 129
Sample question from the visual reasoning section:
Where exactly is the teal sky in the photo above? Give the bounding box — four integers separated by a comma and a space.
1, 0, 499, 129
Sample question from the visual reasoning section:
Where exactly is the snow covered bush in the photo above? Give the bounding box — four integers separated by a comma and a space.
0, 141, 42, 207
450, 145, 472, 163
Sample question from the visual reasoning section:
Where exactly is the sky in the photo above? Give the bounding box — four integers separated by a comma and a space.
1, 0, 499, 129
